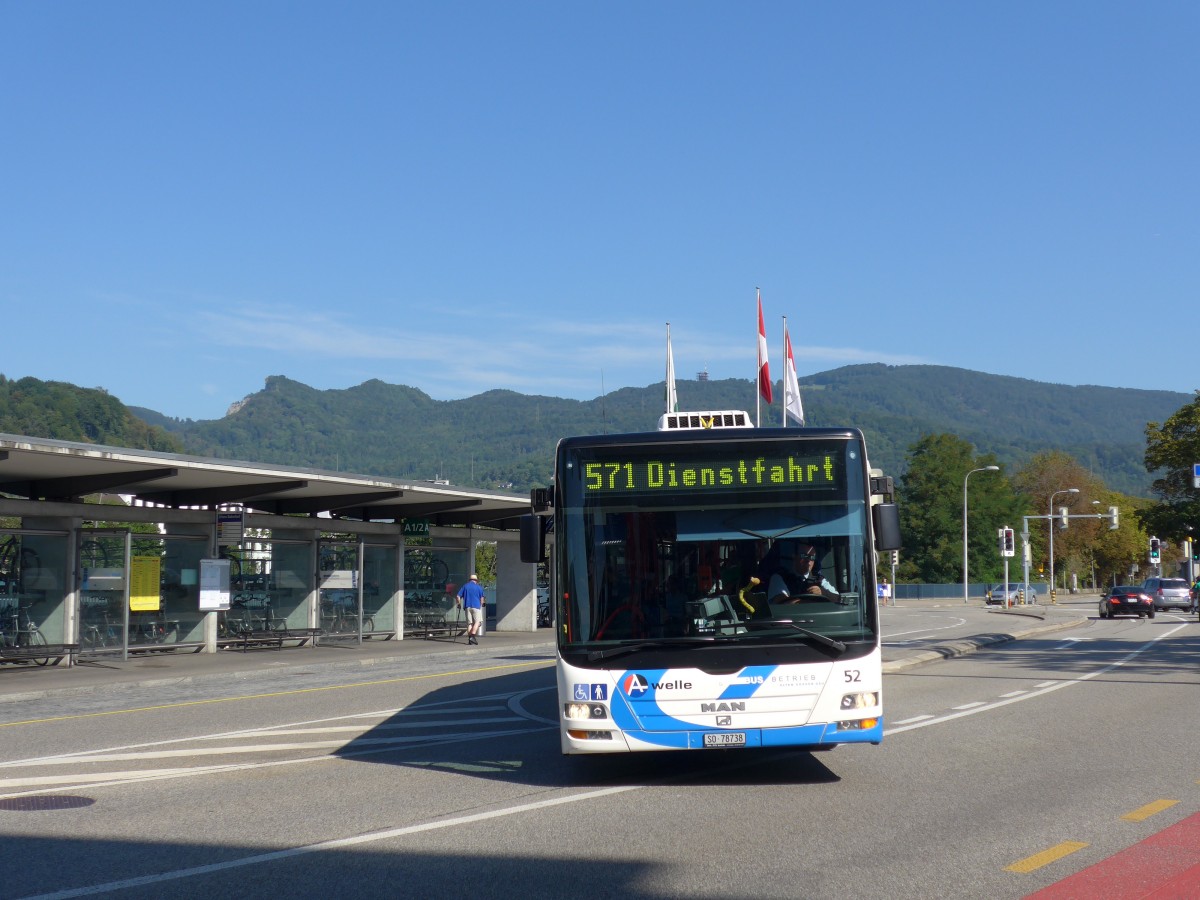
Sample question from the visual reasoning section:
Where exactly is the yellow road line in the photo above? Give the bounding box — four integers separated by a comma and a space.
1121, 798, 1179, 822
0, 659, 553, 728
1005, 841, 1089, 874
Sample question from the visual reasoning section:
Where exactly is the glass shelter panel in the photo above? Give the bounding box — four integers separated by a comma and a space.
1, 531, 68, 648
319, 541, 364, 640
131, 535, 207, 648
79, 533, 129, 653
402, 546, 467, 635
221, 542, 311, 635
363, 543, 397, 635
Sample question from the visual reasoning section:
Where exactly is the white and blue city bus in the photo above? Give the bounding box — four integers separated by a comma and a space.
521, 411, 903, 755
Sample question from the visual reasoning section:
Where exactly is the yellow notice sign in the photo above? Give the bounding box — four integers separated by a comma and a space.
129, 556, 162, 612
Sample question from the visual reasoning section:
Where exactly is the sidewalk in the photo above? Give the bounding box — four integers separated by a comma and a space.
0, 630, 558, 705
0, 599, 1095, 704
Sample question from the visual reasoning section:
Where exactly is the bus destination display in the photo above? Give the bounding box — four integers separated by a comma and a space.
579, 450, 841, 495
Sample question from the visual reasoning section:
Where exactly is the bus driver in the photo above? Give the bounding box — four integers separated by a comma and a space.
766, 542, 839, 603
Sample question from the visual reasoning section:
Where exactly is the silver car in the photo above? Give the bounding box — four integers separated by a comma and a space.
1140, 577, 1191, 612
987, 583, 1038, 605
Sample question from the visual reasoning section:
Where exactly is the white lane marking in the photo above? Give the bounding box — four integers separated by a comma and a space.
0, 727, 552, 798
999, 690, 1026, 698
952, 702, 986, 710
883, 616, 968, 640
0, 689, 552, 770
891, 714, 935, 725
885, 624, 1188, 737
0, 689, 561, 798
16, 783, 645, 900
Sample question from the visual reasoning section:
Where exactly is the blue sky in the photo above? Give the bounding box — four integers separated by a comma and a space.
2, 2, 1197, 422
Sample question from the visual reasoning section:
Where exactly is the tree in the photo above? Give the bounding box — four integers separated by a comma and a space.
1013, 451, 1146, 589
1142, 393, 1200, 549
897, 434, 1025, 584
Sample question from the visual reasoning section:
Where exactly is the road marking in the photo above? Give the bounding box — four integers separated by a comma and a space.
1121, 799, 1178, 822
952, 702, 986, 710
999, 690, 1027, 698
1026, 812, 1200, 898
0, 658, 553, 729
1005, 840, 1089, 874
0, 688, 560, 799
15, 782, 646, 900
891, 714, 934, 725
886, 624, 1188, 737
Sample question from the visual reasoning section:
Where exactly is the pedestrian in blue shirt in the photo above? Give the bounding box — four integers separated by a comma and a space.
456, 574, 486, 645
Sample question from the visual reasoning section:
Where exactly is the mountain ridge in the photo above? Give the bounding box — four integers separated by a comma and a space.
4, 366, 1189, 498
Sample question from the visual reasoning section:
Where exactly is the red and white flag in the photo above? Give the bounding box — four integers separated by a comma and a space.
784, 324, 805, 426
756, 290, 772, 405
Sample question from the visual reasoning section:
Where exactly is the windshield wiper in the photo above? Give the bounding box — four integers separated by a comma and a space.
741, 619, 847, 654
585, 638, 713, 662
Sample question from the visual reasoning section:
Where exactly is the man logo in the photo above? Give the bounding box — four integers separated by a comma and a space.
622, 673, 649, 695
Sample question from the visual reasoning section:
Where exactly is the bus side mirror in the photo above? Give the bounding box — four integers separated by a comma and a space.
520, 514, 546, 564
873, 503, 902, 552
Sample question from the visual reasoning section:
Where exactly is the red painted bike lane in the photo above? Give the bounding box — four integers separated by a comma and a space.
1027, 811, 1200, 899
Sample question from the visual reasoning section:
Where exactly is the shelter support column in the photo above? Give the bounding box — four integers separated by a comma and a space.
493, 537, 536, 632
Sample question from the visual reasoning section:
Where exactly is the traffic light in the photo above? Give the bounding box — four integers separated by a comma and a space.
1058, 506, 1069, 529
889, 550, 899, 567
1000, 527, 1015, 557
1149, 537, 1160, 561
1191, 540, 1199, 562
1107, 506, 1119, 530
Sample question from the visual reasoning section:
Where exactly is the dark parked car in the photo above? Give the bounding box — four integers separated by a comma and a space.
1140, 577, 1192, 612
1099, 585, 1154, 619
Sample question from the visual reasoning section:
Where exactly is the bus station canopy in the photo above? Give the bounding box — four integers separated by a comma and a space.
0, 433, 528, 529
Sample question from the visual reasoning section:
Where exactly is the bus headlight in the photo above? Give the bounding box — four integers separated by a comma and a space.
565, 703, 608, 721
840, 692, 878, 710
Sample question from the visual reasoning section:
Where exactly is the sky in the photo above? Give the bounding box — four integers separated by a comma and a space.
2, 2, 1197, 422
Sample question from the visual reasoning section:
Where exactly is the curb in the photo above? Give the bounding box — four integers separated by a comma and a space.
883, 615, 1088, 674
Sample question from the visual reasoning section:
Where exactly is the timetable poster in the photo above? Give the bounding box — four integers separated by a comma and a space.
129, 555, 162, 612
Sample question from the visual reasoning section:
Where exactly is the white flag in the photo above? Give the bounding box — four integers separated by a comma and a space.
784, 326, 804, 425
665, 323, 678, 413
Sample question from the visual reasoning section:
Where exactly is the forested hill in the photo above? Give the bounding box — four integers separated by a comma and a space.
137, 366, 1190, 497
0, 375, 181, 452
2, 367, 1190, 497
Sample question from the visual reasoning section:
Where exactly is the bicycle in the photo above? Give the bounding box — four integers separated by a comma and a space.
1, 603, 50, 665
404, 552, 449, 590
0, 538, 41, 595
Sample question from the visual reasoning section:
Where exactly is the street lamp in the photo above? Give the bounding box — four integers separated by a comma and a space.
963, 465, 1000, 603
1048, 487, 1079, 599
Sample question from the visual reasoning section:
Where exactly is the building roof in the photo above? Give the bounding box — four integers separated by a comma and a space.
0, 434, 528, 529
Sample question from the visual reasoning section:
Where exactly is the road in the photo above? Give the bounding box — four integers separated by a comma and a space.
0, 605, 1197, 899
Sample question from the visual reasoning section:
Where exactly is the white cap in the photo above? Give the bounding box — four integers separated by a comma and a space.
469, 573, 478, 581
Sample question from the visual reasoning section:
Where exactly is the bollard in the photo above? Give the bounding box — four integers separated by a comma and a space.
1050, 587, 1056, 605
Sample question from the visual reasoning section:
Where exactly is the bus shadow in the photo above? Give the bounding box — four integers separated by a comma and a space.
0, 833, 695, 900
334, 667, 842, 789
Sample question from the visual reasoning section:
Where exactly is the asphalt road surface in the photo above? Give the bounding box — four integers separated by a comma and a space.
1, 607, 1197, 899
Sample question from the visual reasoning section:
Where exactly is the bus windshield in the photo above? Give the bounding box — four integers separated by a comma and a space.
555, 434, 876, 650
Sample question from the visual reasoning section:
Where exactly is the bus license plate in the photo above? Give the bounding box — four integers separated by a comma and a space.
704, 732, 746, 747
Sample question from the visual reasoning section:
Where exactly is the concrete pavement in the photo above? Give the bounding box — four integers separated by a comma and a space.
0, 597, 1098, 704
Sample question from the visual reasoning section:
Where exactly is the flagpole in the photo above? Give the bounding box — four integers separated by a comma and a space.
781, 315, 788, 427
754, 290, 760, 427
665, 322, 677, 415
